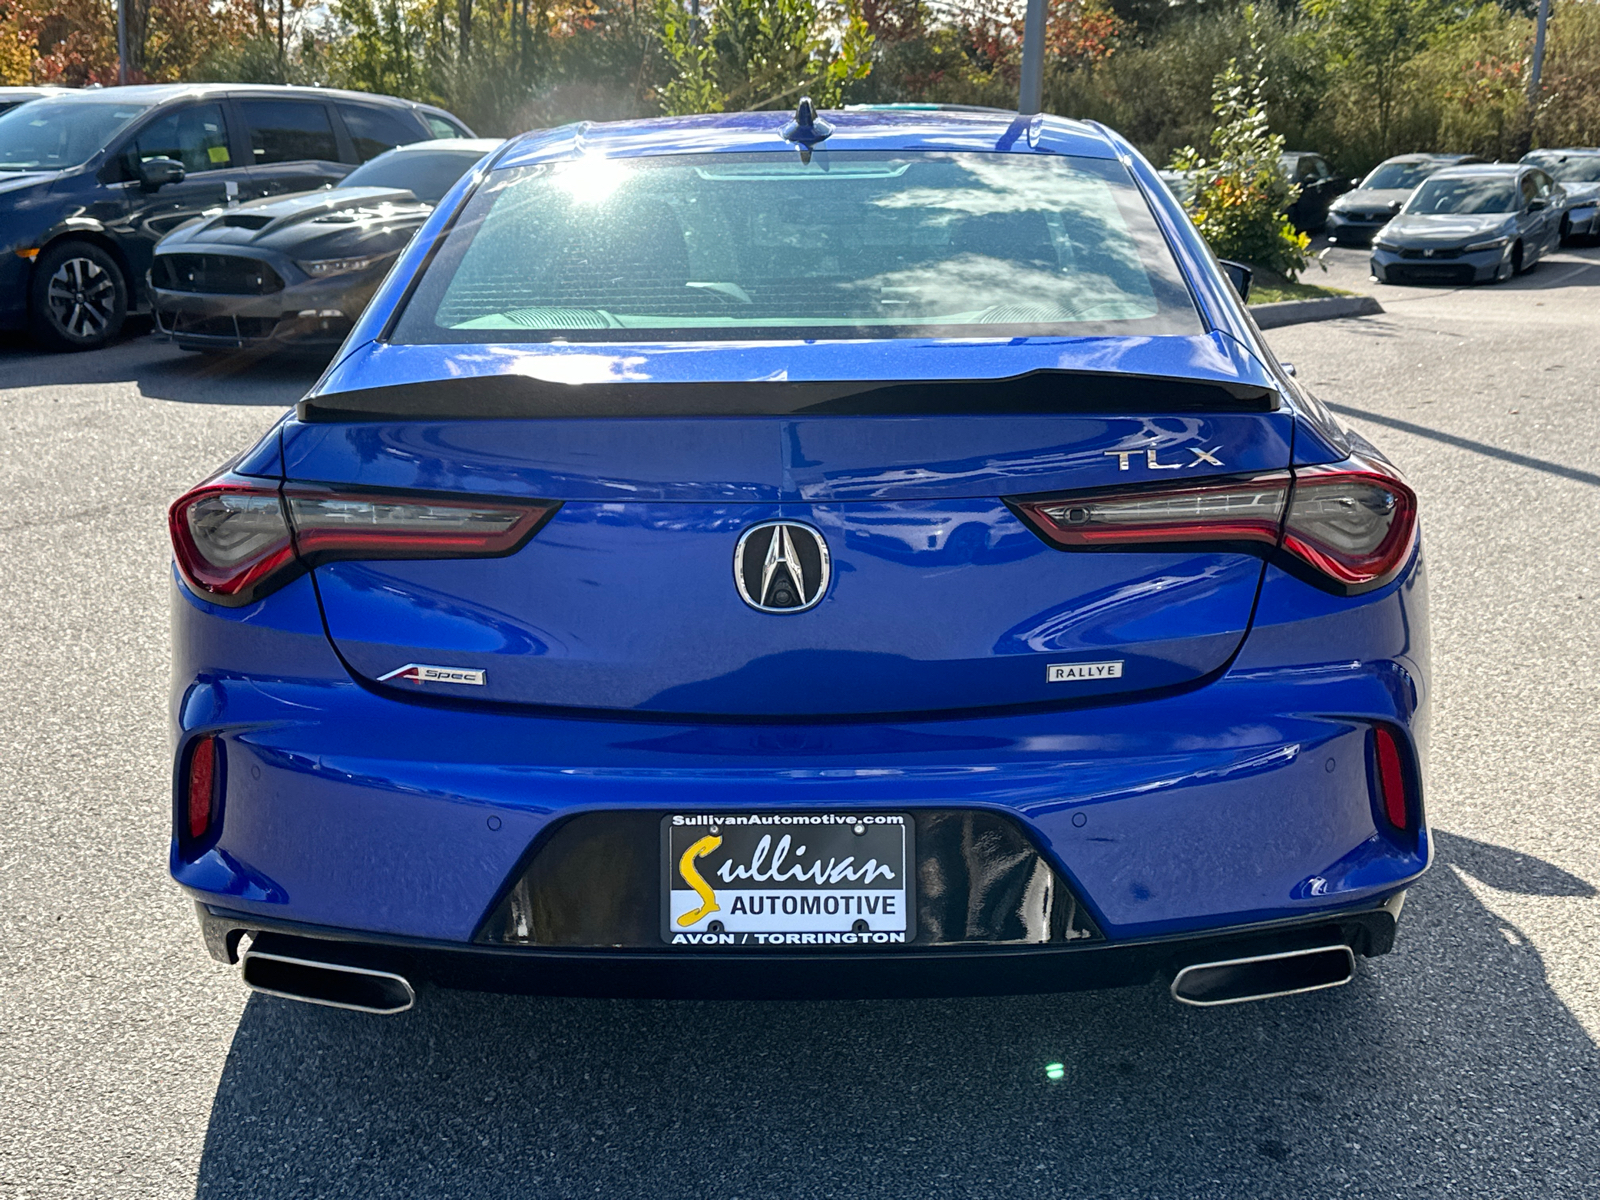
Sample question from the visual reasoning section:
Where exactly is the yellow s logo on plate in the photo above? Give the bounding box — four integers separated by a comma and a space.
675, 834, 722, 927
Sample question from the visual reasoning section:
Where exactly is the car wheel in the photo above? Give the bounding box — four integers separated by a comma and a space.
1504, 242, 1524, 279
29, 241, 128, 351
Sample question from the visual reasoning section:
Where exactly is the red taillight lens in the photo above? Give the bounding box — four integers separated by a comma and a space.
284, 489, 556, 564
170, 475, 559, 606
1282, 464, 1417, 590
1010, 472, 1289, 548
185, 735, 219, 842
169, 477, 296, 605
1008, 454, 1416, 594
1373, 726, 1409, 831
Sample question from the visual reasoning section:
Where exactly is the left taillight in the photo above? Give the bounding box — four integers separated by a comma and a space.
169, 474, 559, 606
169, 477, 297, 605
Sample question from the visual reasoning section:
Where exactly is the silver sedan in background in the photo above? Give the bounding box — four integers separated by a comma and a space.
1522, 148, 1600, 241
1370, 163, 1565, 286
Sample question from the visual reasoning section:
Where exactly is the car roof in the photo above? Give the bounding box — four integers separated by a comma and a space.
381, 137, 503, 154
0, 85, 69, 96
1380, 152, 1473, 163
40, 83, 425, 108
1526, 147, 1600, 157
1429, 163, 1526, 178
495, 109, 1118, 169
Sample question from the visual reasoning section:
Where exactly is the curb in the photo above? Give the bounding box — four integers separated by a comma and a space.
1250, 294, 1384, 329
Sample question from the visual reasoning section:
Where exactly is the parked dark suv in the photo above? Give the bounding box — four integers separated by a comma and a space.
0, 84, 473, 350
1278, 151, 1353, 232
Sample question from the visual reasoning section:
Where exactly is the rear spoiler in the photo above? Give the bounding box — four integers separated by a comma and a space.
297, 370, 1279, 422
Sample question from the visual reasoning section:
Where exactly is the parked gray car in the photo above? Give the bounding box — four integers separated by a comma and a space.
1370, 163, 1564, 285
1521, 148, 1600, 240
151, 137, 500, 351
1326, 153, 1482, 245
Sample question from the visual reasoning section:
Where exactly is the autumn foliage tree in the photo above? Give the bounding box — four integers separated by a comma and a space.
1169, 12, 1310, 280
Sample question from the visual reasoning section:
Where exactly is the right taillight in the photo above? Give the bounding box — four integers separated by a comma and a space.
169, 473, 559, 606
1281, 462, 1418, 591
1009, 453, 1417, 595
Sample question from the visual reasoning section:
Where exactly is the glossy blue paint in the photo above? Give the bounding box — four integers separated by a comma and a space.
283, 411, 1293, 502
170, 551, 1427, 942
493, 110, 1117, 171
287, 408, 1295, 714
171, 110, 1427, 979
311, 330, 1277, 397
314, 503, 1265, 714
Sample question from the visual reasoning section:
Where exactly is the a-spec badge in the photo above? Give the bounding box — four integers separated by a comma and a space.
1047, 661, 1124, 682
378, 664, 487, 686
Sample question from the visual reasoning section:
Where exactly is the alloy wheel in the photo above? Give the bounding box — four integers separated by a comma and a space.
45, 256, 118, 340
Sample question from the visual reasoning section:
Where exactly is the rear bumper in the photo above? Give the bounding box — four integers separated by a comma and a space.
199, 893, 1407, 1000
171, 544, 1432, 982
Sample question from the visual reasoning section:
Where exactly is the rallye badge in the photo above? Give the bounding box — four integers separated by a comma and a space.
664, 813, 913, 947
377, 664, 487, 686
1047, 660, 1124, 682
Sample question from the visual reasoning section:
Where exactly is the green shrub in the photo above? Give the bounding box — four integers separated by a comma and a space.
1170, 18, 1311, 281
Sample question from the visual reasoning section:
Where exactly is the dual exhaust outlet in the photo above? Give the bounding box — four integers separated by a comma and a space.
238, 936, 1354, 1014
240, 940, 415, 1015
1170, 944, 1356, 1007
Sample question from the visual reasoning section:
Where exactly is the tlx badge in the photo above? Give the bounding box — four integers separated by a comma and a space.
1103, 447, 1224, 471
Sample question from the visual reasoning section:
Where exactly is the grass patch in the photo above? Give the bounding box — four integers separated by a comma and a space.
1245, 268, 1353, 306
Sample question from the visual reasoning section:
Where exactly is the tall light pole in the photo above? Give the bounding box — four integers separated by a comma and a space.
1527, 0, 1552, 106
1018, 0, 1047, 115
117, 0, 127, 85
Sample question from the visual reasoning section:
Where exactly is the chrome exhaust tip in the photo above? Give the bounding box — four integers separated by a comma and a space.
1171, 944, 1355, 1007
241, 945, 415, 1015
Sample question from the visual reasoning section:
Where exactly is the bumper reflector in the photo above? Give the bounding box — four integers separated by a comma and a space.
184, 735, 220, 843
1374, 726, 1409, 830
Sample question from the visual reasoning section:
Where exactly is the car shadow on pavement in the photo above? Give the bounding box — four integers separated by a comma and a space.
193, 831, 1600, 1199
0, 329, 325, 407
1323, 402, 1600, 490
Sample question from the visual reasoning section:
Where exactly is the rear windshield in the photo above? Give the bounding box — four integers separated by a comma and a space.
392, 151, 1200, 343
340, 148, 487, 203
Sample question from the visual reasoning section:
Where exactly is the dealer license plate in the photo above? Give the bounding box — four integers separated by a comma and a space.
662, 813, 914, 947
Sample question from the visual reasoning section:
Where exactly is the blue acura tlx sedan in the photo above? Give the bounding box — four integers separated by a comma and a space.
168, 105, 1428, 1014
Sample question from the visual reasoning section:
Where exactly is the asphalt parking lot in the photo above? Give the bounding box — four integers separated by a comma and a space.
3, 241, 1599, 1199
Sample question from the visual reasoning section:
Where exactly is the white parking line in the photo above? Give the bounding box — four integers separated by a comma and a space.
1542, 262, 1594, 287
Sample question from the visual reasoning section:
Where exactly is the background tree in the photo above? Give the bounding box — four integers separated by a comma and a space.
1304, 0, 1452, 158
656, 0, 873, 114
1169, 10, 1311, 279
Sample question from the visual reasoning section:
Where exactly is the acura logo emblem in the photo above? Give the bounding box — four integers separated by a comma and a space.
734, 521, 830, 613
